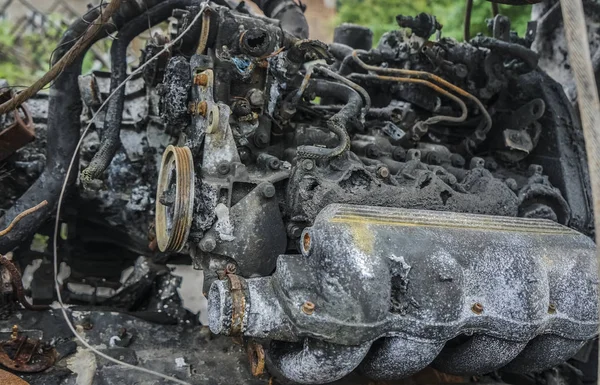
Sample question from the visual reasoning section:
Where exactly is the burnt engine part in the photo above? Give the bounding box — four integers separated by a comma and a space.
209, 204, 598, 383
0, 1, 597, 384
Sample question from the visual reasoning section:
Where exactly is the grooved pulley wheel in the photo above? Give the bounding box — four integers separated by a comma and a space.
155, 145, 195, 252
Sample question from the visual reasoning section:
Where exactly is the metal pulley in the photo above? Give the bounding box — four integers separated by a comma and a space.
155, 145, 195, 252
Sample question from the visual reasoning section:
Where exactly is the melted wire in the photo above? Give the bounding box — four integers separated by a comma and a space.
314, 65, 371, 114
0, 201, 48, 237
52, 3, 210, 384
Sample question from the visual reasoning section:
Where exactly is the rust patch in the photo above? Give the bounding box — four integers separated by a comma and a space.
471, 302, 484, 314
0, 368, 30, 385
347, 221, 374, 255
0, 331, 56, 373
246, 340, 265, 376
228, 274, 246, 336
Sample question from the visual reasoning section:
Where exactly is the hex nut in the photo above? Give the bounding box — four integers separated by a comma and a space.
301, 301, 315, 315
262, 183, 276, 198
471, 302, 484, 314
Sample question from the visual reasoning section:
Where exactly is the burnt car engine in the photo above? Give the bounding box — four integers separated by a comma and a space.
0, 1, 597, 384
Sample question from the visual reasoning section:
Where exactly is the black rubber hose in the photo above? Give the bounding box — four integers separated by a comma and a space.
250, 0, 309, 38
81, 0, 197, 185
297, 79, 363, 159
471, 35, 539, 69
0, 1, 171, 253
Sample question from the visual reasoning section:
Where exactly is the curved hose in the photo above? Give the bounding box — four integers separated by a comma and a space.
297, 79, 363, 159
314, 65, 371, 113
470, 35, 539, 69
81, 0, 197, 185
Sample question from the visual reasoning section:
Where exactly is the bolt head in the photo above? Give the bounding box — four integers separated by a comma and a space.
217, 162, 231, 175
471, 302, 484, 314
301, 301, 315, 315
262, 183, 276, 198
377, 166, 390, 178
302, 159, 314, 171
287, 224, 302, 238
470, 157, 485, 170
200, 236, 216, 252
268, 158, 281, 170
248, 89, 265, 106
254, 132, 269, 148
226, 263, 237, 273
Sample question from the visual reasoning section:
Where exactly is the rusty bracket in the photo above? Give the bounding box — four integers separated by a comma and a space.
0, 327, 56, 373
0, 89, 35, 161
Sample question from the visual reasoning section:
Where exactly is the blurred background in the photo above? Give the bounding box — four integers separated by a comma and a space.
0, 0, 531, 90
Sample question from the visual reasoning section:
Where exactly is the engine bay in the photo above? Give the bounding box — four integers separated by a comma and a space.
0, 0, 597, 384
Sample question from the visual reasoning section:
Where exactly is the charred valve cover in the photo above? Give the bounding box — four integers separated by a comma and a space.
209, 204, 598, 384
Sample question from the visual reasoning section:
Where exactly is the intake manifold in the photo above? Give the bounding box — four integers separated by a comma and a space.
209, 204, 598, 383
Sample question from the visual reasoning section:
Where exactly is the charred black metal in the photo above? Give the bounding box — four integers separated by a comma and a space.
0, 2, 597, 385
81, 0, 199, 186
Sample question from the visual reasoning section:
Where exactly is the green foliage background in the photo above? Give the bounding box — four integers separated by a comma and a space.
0, 16, 98, 86
336, 0, 532, 43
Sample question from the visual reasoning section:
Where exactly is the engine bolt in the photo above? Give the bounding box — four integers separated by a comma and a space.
254, 132, 270, 148
199, 236, 216, 252
226, 263, 237, 274
217, 162, 231, 175
471, 302, 484, 314
262, 183, 276, 198
194, 73, 209, 86
247, 89, 265, 107
548, 304, 557, 314
301, 301, 315, 315
377, 166, 390, 178
268, 158, 281, 170
302, 159, 314, 171
470, 157, 485, 170
287, 224, 302, 238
